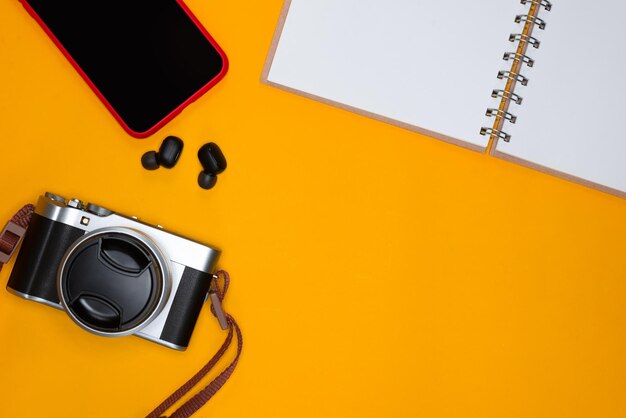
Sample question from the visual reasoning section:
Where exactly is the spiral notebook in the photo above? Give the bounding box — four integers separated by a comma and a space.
262, 0, 626, 198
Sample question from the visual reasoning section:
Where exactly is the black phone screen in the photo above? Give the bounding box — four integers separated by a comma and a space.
25, 0, 226, 135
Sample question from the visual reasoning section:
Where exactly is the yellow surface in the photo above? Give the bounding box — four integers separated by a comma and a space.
1, 1, 626, 417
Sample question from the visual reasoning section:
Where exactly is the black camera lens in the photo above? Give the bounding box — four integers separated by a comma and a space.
58, 229, 170, 335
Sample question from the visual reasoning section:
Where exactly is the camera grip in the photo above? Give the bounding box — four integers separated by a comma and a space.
7, 214, 84, 304
159, 267, 213, 349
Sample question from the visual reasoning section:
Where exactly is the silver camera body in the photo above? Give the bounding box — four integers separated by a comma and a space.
7, 193, 221, 350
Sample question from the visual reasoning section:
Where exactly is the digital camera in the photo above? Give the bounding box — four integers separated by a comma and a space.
6, 192, 221, 350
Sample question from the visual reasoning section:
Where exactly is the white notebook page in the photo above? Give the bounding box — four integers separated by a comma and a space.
265, 0, 525, 150
494, 0, 626, 195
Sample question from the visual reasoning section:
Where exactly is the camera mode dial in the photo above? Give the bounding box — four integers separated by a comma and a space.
45, 192, 66, 203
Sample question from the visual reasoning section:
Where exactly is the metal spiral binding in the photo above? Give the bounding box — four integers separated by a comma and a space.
480, 0, 552, 143
498, 70, 529, 86
515, 15, 546, 30
480, 128, 511, 142
492, 89, 523, 105
503, 52, 534, 68
509, 33, 541, 48
521, 0, 552, 11
486, 108, 517, 123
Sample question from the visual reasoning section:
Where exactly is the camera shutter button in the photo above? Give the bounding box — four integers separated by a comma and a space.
67, 199, 85, 209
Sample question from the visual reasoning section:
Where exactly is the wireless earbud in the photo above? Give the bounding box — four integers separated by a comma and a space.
197, 142, 227, 189
141, 136, 184, 170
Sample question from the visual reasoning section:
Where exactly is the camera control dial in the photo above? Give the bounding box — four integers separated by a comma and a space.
86, 203, 113, 217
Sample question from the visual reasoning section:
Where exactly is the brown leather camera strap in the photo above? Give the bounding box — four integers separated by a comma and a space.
1, 205, 242, 418
0, 204, 35, 272
146, 270, 243, 418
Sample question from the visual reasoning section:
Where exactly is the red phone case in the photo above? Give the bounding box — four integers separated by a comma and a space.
20, 0, 229, 138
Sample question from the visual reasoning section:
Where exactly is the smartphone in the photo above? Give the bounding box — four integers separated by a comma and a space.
21, 0, 228, 137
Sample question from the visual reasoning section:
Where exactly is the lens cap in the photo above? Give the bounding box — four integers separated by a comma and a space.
59, 230, 167, 335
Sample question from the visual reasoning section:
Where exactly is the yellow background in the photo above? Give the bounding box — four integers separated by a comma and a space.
1, 1, 626, 417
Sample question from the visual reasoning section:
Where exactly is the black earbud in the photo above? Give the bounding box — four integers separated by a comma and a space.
141, 136, 184, 170
197, 142, 227, 189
